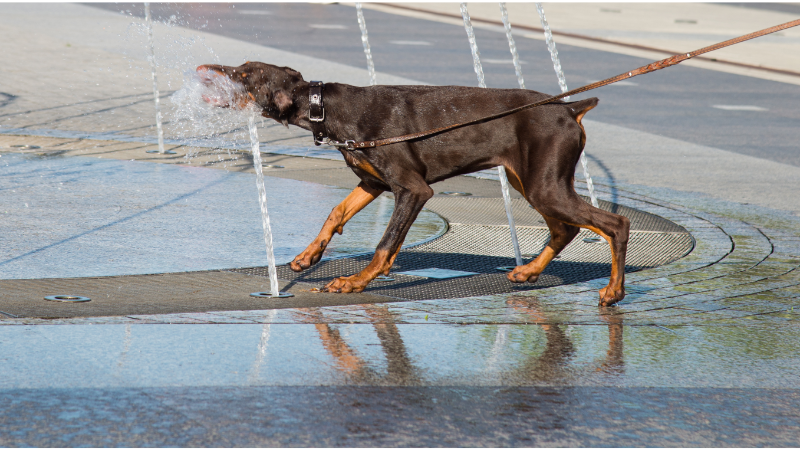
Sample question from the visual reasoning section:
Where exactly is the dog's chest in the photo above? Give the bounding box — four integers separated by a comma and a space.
342, 150, 386, 186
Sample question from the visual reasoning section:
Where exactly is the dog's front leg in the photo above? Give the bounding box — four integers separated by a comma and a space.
323, 183, 433, 293
290, 182, 382, 272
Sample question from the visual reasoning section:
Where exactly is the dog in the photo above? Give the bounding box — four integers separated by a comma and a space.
197, 62, 630, 306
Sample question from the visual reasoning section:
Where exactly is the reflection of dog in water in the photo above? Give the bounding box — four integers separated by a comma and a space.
296, 298, 623, 383
294, 305, 418, 385
197, 61, 630, 306
506, 297, 624, 381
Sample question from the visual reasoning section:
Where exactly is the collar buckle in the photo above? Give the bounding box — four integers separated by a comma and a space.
309, 81, 325, 122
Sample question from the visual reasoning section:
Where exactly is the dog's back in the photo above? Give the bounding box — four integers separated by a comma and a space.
320, 83, 598, 183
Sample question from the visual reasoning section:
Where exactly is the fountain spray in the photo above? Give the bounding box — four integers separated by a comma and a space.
143, 3, 175, 155
535, 3, 598, 209
461, 3, 523, 268
499, 3, 525, 90
248, 114, 293, 299
356, 3, 377, 87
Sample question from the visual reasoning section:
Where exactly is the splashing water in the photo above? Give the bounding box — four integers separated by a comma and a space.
499, 3, 525, 90
461, 3, 523, 267
170, 71, 250, 155
356, 3, 377, 86
535, 3, 599, 208
249, 114, 281, 297
121, 9, 237, 157
144, 3, 165, 153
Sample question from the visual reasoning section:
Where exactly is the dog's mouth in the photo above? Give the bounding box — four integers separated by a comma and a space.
196, 65, 247, 109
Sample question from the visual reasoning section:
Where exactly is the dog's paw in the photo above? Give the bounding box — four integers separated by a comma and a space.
598, 285, 625, 306
507, 268, 539, 284
322, 275, 368, 294
290, 251, 323, 272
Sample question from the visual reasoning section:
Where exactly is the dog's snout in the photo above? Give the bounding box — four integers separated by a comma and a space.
196, 64, 219, 74
196, 65, 227, 84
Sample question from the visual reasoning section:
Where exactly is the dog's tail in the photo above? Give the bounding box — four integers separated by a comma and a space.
566, 97, 599, 125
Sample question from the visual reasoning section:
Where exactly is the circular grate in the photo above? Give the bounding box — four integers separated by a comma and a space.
233, 222, 693, 301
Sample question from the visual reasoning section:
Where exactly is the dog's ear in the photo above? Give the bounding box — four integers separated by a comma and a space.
274, 91, 293, 114
274, 90, 293, 127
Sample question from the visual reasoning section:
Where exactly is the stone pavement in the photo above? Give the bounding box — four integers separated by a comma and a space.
1, 2, 799, 447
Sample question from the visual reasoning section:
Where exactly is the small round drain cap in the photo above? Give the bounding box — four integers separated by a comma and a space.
250, 291, 294, 299
145, 149, 178, 154
44, 295, 91, 303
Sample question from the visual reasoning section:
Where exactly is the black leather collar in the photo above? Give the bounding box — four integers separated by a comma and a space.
308, 81, 326, 146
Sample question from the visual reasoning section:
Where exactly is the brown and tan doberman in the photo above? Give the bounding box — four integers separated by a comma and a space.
197, 62, 630, 306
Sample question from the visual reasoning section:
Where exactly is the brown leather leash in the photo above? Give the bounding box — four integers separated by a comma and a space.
318, 18, 800, 151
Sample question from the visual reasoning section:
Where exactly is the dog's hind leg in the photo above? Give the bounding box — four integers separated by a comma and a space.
509, 167, 629, 305
290, 182, 383, 272
532, 188, 630, 306
508, 215, 579, 284
323, 180, 434, 293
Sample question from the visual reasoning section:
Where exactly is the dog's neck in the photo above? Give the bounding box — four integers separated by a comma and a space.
286, 84, 312, 129
284, 82, 346, 143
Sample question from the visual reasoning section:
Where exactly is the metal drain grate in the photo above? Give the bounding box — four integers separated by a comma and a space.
233, 223, 694, 301
424, 196, 687, 233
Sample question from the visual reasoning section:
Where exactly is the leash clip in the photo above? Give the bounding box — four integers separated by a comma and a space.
315, 137, 357, 150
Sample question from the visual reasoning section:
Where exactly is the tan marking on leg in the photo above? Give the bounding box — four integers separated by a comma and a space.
291, 183, 381, 271
508, 214, 579, 283
357, 159, 384, 183
504, 167, 526, 198
384, 246, 403, 276
508, 246, 555, 283
584, 225, 626, 305
574, 104, 596, 148
324, 249, 393, 293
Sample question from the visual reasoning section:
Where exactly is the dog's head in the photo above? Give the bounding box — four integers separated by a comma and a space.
196, 62, 304, 124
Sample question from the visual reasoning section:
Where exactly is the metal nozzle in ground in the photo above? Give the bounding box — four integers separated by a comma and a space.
146, 148, 177, 154
44, 295, 91, 303
250, 292, 294, 299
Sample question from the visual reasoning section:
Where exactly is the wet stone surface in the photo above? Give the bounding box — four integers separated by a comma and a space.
2, 386, 800, 447
2, 137, 800, 446
0, 153, 444, 279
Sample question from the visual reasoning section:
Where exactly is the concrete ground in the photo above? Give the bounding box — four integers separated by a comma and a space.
1, 3, 799, 447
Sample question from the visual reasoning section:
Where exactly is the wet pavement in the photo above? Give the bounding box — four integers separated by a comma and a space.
0, 152, 442, 279
2, 137, 799, 445
4, 386, 799, 447
1, 2, 800, 447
